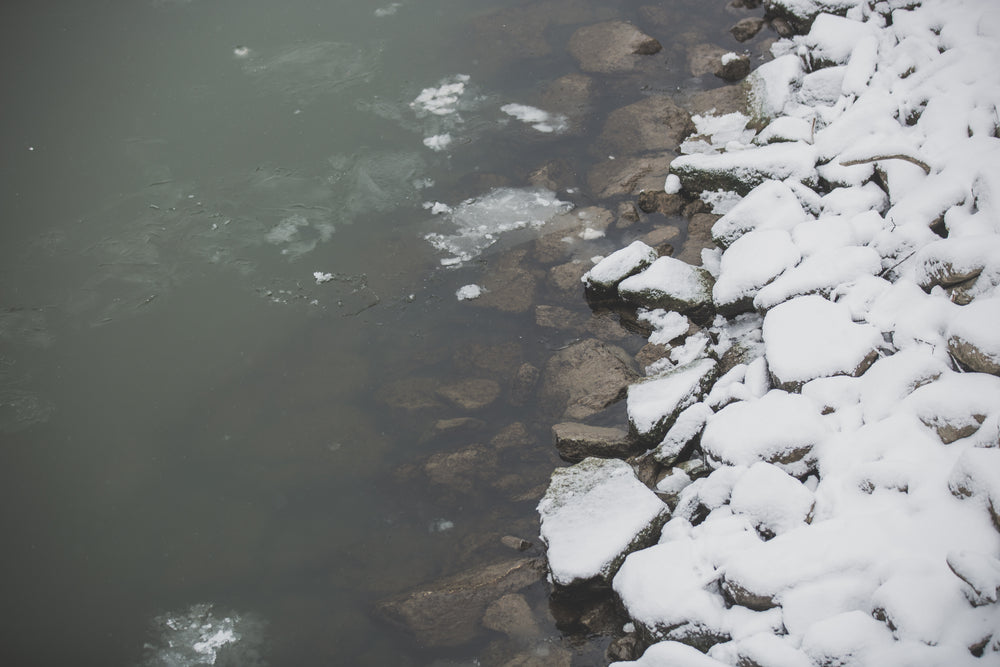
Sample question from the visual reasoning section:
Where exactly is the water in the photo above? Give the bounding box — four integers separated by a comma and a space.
0, 0, 759, 664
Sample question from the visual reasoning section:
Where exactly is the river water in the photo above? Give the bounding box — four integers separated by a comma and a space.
0, 0, 758, 664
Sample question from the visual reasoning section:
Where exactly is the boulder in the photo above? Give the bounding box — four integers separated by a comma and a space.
437, 378, 501, 411
548, 261, 590, 296
637, 191, 685, 217
569, 21, 662, 74
711, 180, 809, 249
619, 256, 716, 315
469, 248, 541, 314
538, 457, 670, 586
375, 557, 546, 648
688, 43, 732, 77
551, 422, 635, 461
627, 358, 718, 445
539, 339, 639, 420
712, 229, 801, 316
598, 96, 695, 155
947, 298, 1000, 376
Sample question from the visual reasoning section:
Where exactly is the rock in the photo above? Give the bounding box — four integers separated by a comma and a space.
375, 557, 545, 648
538, 338, 639, 420
599, 96, 695, 156
588, 153, 677, 198
770, 16, 795, 38
717, 53, 751, 81
424, 444, 499, 494
712, 228, 801, 317
548, 261, 590, 296
483, 593, 541, 640
762, 295, 881, 392
946, 551, 1000, 606
947, 298, 1000, 376
470, 248, 541, 314
627, 358, 718, 445
583, 241, 659, 292
677, 213, 720, 266
730, 17, 766, 42
745, 54, 804, 127
454, 341, 524, 382
616, 201, 641, 228
619, 256, 716, 315
688, 43, 731, 77
680, 84, 750, 117
538, 457, 670, 586
637, 191, 685, 216
437, 378, 502, 411
423, 417, 487, 443
509, 364, 541, 407
670, 142, 818, 196
636, 342, 671, 371
606, 633, 643, 662
501, 535, 533, 552
639, 226, 679, 256
585, 311, 632, 342
528, 159, 580, 193
730, 462, 815, 538
711, 180, 808, 249
376, 377, 443, 412
501, 645, 573, 667
903, 371, 1000, 444
491, 422, 537, 451
552, 422, 635, 461
541, 73, 594, 124
568, 21, 662, 74
535, 305, 587, 331
651, 402, 714, 466
533, 207, 614, 264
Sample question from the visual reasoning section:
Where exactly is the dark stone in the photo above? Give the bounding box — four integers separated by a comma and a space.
376, 377, 443, 412
437, 378, 502, 411
501, 535, 533, 551
637, 191, 685, 216
677, 213, 722, 265
588, 153, 677, 198
491, 422, 537, 451
424, 444, 499, 494
730, 17, 766, 42
717, 54, 751, 82
482, 593, 541, 640
552, 422, 635, 461
509, 363, 541, 407
375, 558, 546, 648
569, 21, 662, 73
598, 96, 695, 156
539, 339, 639, 420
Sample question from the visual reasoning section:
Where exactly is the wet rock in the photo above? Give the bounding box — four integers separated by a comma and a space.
730, 17, 766, 42
491, 422, 537, 452
599, 96, 695, 156
541, 73, 594, 126
535, 305, 587, 331
424, 444, 499, 494
533, 207, 613, 264
422, 417, 487, 443
509, 364, 541, 408
585, 311, 632, 342
375, 557, 545, 648
588, 153, 677, 198
376, 377, 443, 412
619, 256, 716, 315
616, 201, 641, 228
636, 342, 672, 371
607, 633, 643, 662
688, 43, 732, 77
770, 16, 796, 38
680, 84, 750, 117
568, 21, 662, 74
682, 198, 711, 218
500, 645, 573, 667
437, 378, 502, 411
538, 338, 639, 420
640, 226, 680, 257
548, 261, 589, 297
528, 159, 580, 193
718, 53, 751, 81
483, 593, 541, 640
670, 143, 819, 197
538, 457, 670, 586
947, 299, 1000, 376
501, 535, 533, 552
552, 422, 635, 462
637, 190, 685, 216
677, 213, 721, 266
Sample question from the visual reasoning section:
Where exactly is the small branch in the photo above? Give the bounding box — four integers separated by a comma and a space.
840, 154, 932, 174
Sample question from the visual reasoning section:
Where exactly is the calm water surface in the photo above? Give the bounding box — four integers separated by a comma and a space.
0, 0, 754, 664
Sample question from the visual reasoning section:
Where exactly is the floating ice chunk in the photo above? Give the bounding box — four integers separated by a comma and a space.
141, 603, 264, 667
582, 241, 658, 291
627, 358, 717, 444
422, 133, 452, 151
455, 284, 482, 301
763, 295, 882, 390
374, 2, 402, 17
712, 229, 800, 315
500, 103, 568, 133
424, 187, 572, 266
730, 462, 815, 537
701, 390, 829, 476
538, 458, 669, 586
313, 271, 334, 284
422, 201, 452, 215
410, 74, 471, 116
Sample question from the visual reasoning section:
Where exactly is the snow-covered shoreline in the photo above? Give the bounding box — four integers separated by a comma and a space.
539, 0, 1000, 664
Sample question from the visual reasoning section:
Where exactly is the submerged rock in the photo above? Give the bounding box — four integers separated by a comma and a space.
538, 457, 670, 587
598, 96, 695, 155
539, 338, 639, 420
569, 21, 662, 74
437, 378, 501, 411
375, 557, 545, 648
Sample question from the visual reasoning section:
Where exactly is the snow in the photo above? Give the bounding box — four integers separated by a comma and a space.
537, 0, 1000, 660
537, 458, 668, 586
583, 241, 658, 291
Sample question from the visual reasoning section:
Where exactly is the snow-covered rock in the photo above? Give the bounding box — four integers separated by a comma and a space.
712, 229, 801, 316
538, 458, 669, 587
729, 462, 815, 537
628, 358, 718, 445
670, 143, 818, 197
753, 245, 882, 311
947, 298, 1000, 376
711, 180, 810, 249
583, 240, 659, 292
618, 257, 715, 315
763, 295, 882, 390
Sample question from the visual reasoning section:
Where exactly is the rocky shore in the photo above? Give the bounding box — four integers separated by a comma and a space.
373, 0, 1000, 664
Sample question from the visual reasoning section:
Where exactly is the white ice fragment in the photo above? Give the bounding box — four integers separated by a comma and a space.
410, 74, 471, 116
422, 133, 453, 151
313, 271, 334, 284
501, 103, 568, 133
455, 284, 482, 301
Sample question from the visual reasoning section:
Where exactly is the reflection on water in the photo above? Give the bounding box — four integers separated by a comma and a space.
0, 0, 747, 664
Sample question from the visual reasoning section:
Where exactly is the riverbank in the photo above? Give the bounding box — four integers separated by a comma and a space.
535, 0, 1000, 664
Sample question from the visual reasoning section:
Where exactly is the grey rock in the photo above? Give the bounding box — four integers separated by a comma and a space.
469, 248, 541, 314
501, 535, 533, 552
551, 422, 635, 462
539, 338, 639, 420
376, 377, 443, 412
599, 96, 695, 155
535, 305, 587, 331
688, 43, 731, 77
717, 53, 751, 82
569, 21, 662, 73
947, 299, 1000, 376
375, 557, 545, 648
637, 191, 685, 216
482, 593, 541, 640
588, 153, 677, 198
618, 256, 716, 315
547, 261, 590, 297
491, 422, 537, 451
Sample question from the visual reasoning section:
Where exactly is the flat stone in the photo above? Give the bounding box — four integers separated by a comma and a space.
538, 338, 639, 420
599, 96, 695, 155
688, 43, 731, 77
535, 305, 587, 331
437, 378, 502, 411
491, 422, 537, 451
552, 422, 635, 461
547, 261, 589, 297
618, 256, 716, 314
588, 153, 677, 198
569, 20, 662, 74
376, 377, 443, 412
375, 557, 546, 648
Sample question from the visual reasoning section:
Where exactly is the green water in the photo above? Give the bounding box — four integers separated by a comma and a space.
0, 0, 760, 664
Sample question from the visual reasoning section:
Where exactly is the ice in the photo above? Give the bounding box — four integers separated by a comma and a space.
410, 74, 471, 116
140, 603, 265, 667
538, 458, 669, 586
422, 133, 452, 151
500, 103, 568, 133
313, 271, 334, 284
424, 187, 572, 266
374, 2, 402, 17
455, 284, 482, 301
762, 295, 882, 389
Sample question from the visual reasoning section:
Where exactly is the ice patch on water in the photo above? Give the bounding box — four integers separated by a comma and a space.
374, 3, 402, 17
410, 75, 471, 117
424, 187, 573, 266
422, 133, 452, 151
456, 284, 482, 300
140, 603, 266, 667
501, 103, 568, 133
242, 41, 382, 105
265, 214, 335, 259
423, 201, 452, 215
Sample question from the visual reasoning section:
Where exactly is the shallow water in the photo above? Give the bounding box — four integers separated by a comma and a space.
0, 0, 766, 664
